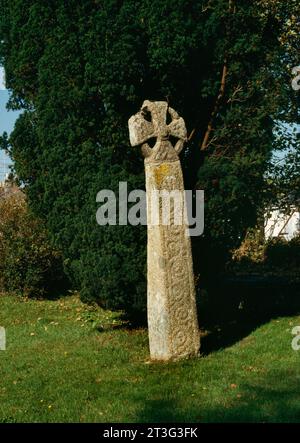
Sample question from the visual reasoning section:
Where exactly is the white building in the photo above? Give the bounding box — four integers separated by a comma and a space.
265, 208, 300, 240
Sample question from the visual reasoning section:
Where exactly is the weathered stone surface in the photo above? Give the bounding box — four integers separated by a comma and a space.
129, 100, 200, 361
0, 326, 6, 351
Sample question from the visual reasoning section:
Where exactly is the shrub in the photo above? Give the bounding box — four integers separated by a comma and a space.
0, 191, 67, 297
265, 235, 300, 268
230, 229, 300, 278
231, 227, 265, 265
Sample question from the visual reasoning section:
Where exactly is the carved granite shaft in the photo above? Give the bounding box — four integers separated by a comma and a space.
129, 101, 200, 361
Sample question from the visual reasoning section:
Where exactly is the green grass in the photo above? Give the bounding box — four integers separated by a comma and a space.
0, 293, 300, 423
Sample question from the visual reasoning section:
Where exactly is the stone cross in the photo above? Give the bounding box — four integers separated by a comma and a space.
128, 100, 200, 361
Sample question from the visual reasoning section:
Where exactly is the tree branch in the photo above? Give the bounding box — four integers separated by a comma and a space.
200, 61, 228, 151
200, 0, 235, 152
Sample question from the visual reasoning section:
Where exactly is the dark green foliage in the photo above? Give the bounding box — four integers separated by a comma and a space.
265, 235, 300, 269
228, 228, 300, 281
0, 0, 298, 313
0, 192, 66, 297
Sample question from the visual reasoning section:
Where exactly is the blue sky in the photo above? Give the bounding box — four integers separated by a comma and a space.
0, 91, 21, 134
0, 67, 22, 181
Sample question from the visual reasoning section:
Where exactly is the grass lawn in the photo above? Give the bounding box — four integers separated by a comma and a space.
0, 293, 300, 423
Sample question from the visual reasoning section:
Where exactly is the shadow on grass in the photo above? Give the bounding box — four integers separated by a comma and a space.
199, 275, 300, 355
138, 378, 300, 423
136, 369, 300, 423
205, 382, 300, 423
137, 398, 188, 423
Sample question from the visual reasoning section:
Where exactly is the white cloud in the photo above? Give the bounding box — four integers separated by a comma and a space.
0, 67, 6, 90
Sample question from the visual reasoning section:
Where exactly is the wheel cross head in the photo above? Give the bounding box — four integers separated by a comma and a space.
128, 100, 187, 163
